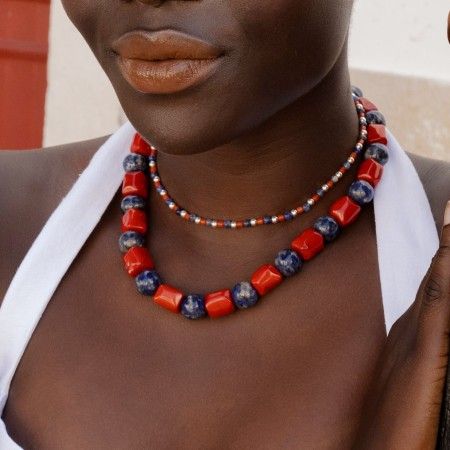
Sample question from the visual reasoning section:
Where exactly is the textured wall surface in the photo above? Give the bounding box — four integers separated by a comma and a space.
43, 0, 449, 162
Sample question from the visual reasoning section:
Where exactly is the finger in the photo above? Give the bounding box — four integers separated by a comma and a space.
417, 201, 450, 354
416, 200, 450, 348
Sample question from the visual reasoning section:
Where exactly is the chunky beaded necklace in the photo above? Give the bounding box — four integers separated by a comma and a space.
119, 86, 389, 320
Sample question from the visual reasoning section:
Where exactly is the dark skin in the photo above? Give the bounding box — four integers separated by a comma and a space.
1, 1, 450, 449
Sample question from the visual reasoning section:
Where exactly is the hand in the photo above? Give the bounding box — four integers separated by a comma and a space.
353, 200, 450, 449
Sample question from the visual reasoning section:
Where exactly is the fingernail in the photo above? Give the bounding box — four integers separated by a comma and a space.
445, 200, 450, 227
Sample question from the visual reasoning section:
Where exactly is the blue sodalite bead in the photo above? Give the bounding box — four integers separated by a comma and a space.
231, 282, 259, 309
274, 249, 302, 277
263, 216, 272, 225
119, 231, 146, 253
244, 219, 252, 228
351, 85, 364, 98
123, 154, 148, 172
224, 220, 232, 228
313, 216, 340, 242
348, 180, 375, 205
181, 294, 206, 319
135, 270, 162, 296
364, 143, 389, 166
121, 195, 146, 213
366, 110, 386, 126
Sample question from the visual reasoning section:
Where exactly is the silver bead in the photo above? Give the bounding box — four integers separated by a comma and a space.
195, 217, 201, 224
271, 216, 278, 223
322, 184, 329, 191
180, 210, 187, 218
231, 221, 237, 228
348, 156, 355, 163
336, 171, 343, 179
159, 189, 167, 196
291, 209, 298, 217
250, 219, 257, 226
149, 161, 156, 168
307, 198, 315, 206
332, 175, 339, 183
152, 176, 160, 182
211, 220, 218, 227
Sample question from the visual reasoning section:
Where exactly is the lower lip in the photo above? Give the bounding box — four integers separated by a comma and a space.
117, 56, 223, 94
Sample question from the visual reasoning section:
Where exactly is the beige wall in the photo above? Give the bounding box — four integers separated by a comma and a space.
43, 0, 450, 162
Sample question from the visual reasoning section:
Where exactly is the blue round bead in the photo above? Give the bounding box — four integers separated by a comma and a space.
366, 110, 386, 126
121, 195, 146, 213
123, 154, 148, 172
135, 270, 162, 296
244, 219, 252, 228
364, 143, 389, 166
313, 216, 340, 242
303, 202, 312, 212
348, 180, 375, 205
119, 231, 146, 253
351, 85, 364, 98
263, 216, 272, 224
231, 282, 259, 309
181, 294, 206, 319
274, 249, 302, 277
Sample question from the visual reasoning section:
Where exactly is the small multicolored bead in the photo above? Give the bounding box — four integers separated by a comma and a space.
136, 270, 161, 296
274, 249, 302, 277
231, 282, 260, 309
313, 216, 340, 242
181, 294, 207, 319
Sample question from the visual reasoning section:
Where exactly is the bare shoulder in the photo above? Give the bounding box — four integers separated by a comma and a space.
0, 135, 111, 306
405, 151, 450, 233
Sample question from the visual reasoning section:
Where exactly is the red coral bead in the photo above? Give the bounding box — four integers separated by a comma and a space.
122, 172, 148, 198
153, 284, 184, 313
329, 196, 362, 227
123, 247, 154, 277
131, 134, 154, 156
291, 228, 324, 261
367, 124, 387, 145
359, 97, 378, 112
251, 264, 283, 296
357, 158, 384, 187
205, 290, 235, 318
121, 209, 147, 234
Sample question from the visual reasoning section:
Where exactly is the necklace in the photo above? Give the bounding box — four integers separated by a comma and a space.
119, 87, 389, 319
128, 95, 369, 229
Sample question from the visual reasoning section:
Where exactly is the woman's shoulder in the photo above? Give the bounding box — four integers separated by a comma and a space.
0, 135, 111, 306
405, 150, 450, 233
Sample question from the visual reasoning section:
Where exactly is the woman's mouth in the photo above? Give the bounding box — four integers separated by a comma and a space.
111, 29, 225, 94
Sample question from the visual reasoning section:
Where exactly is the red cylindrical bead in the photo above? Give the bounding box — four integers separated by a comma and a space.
329, 196, 362, 227
359, 97, 378, 112
153, 284, 184, 313
357, 158, 384, 187
122, 172, 148, 198
121, 209, 147, 234
291, 228, 324, 261
123, 246, 154, 277
367, 124, 387, 145
251, 264, 283, 296
131, 134, 154, 156
205, 290, 235, 318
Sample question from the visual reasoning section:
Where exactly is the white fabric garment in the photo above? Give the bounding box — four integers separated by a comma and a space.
0, 122, 440, 449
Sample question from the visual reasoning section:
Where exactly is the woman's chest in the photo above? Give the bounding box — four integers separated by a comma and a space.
3, 201, 387, 449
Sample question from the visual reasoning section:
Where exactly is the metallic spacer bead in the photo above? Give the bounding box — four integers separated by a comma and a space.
250, 219, 257, 226
332, 175, 339, 183
322, 184, 329, 191
195, 217, 201, 224
336, 171, 343, 179
180, 210, 187, 218
152, 176, 160, 182
291, 209, 298, 216
231, 221, 237, 228
348, 156, 355, 163
159, 189, 167, 196
271, 216, 278, 223
211, 220, 218, 227
307, 198, 315, 206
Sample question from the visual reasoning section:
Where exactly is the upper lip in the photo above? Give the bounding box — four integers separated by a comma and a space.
111, 29, 224, 61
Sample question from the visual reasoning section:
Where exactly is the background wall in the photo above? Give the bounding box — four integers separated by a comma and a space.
43, 0, 450, 161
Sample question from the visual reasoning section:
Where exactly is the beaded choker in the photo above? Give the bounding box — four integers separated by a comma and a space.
119, 87, 389, 320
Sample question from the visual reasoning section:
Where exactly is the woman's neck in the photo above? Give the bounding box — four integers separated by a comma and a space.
151, 53, 358, 238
